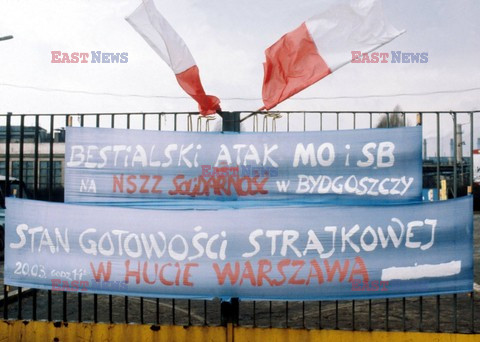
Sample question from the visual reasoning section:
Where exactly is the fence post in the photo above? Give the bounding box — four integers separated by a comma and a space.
219, 110, 240, 337
221, 298, 239, 325
5, 112, 12, 197
220, 112, 240, 132
221, 297, 239, 342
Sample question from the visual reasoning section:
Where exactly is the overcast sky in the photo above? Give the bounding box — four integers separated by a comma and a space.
1, 0, 479, 117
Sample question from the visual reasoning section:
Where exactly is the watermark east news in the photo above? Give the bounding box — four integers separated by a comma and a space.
51, 51, 128, 63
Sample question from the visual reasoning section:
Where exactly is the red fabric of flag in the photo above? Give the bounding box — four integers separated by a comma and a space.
262, 23, 330, 111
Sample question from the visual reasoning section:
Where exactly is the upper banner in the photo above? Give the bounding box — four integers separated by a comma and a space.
65, 126, 422, 207
5, 197, 472, 300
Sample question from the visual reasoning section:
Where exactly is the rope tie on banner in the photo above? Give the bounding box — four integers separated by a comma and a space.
263, 112, 282, 132
197, 114, 216, 132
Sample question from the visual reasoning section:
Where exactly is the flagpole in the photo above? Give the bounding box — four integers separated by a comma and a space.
0, 35, 13, 41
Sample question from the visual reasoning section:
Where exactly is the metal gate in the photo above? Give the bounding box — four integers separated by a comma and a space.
0, 111, 478, 334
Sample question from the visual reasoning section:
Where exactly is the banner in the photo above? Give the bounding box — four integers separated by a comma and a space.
5, 197, 472, 300
64, 126, 422, 208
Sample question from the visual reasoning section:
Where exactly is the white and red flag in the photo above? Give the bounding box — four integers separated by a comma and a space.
261, 0, 404, 110
126, 0, 220, 115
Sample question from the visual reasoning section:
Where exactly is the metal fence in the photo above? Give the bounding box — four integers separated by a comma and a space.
0, 111, 479, 333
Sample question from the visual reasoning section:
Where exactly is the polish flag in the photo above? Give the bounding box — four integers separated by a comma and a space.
126, 0, 220, 115
262, 0, 405, 110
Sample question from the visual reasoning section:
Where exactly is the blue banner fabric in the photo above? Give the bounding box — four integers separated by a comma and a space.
5, 197, 472, 300
64, 126, 422, 208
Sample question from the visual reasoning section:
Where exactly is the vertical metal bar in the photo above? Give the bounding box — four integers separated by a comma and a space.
127, 114, 131, 129
453, 293, 457, 333
302, 301, 305, 329
436, 295, 440, 332
188, 299, 191, 326
158, 114, 162, 131
203, 300, 207, 326
17, 287, 22, 320
287, 112, 290, 132
336, 112, 339, 130
96, 114, 100, 128
47, 290, 52, 321
453, 112, 458, 197
33, 115, 39, 199
78, 293, 82, 322
63, 291, 67, 322
140, 297, 144, 324
386, 112, 390, 128
352, 300, 355, 330
402, 297, 406, 331
419, 296, 423, 331
335, 300, 339, 329
80, 114, 84, 127
174, 114, 177, 132
32, 289, 37, 320
368, 299, 372, 331
232, 298, 240, 326
269, 301, 272, 328
436, 113, 441, 189
142, 114, 146, 130
285, 301, 288, 328
19, 116, 24, 198
94, 294, 98, 323
48, 116, 54, 201
303, 112, 306, 132
318, 301, 322, 329
5, 113, 11, 196
253, 301, 256, 327
3, 286, 8, 319
109, 295, 113, 323
471, 291, 475, 333
111, 114, 115, 128
385, 298, 389, 331
320, 113, 323, 131
172, 299, 175, 325
369, 112, 373, 128
470, 112, 474, 187
156, 298, 160, 325
124, 296, 129, 323
353, 113, 356, 130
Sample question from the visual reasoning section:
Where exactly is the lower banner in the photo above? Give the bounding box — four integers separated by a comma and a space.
5, 197, 473, 300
